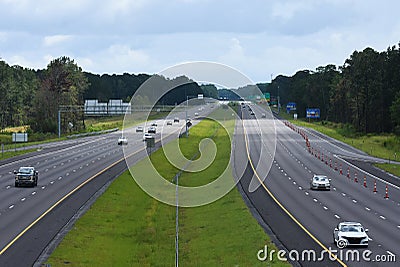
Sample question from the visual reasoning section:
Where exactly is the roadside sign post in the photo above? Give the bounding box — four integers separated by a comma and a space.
306, 108, 320, 121
12, 132, 28, 152
146, 136, 155, 157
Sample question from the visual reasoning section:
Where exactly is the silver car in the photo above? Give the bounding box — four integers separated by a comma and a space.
333, 222, 369, 248
143, 133, 153, 141
310, 175, 330, 190
117, 136, 128, 145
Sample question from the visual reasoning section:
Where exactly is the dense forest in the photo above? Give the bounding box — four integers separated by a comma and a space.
0, 56, 214, 134
265, 43, 400, 134
1, 42, 400, 135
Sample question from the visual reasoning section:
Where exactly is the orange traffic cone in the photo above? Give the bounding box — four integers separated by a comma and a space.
384, 184, 389, 199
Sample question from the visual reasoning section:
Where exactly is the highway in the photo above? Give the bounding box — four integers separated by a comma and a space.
234, 103, 399, 266
0, 103, 210, 266
2, 100, 398, 266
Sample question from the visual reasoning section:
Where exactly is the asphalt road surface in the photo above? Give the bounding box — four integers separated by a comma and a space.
233, 103, 399, 267
0, 104, 209, 267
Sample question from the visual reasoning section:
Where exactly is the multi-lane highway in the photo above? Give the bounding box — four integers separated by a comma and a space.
234, 103, 399, 266
0, 102, 210, 266
2, 99, 398, 266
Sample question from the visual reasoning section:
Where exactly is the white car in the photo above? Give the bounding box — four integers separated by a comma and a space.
143, 133, 153, 141
117, 137, 128, 145
310, 175, 330, 190
136, 126, 144, 132
333, 222, 369, 248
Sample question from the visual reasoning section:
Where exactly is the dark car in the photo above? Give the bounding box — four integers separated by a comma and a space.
14, 167, 38, 187
148, 126, 156, 134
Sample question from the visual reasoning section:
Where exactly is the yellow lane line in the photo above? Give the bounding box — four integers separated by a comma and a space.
0, 147, 143, 255
241, 116, 347, 267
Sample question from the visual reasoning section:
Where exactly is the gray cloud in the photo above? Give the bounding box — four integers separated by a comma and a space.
0, 0, 399, 81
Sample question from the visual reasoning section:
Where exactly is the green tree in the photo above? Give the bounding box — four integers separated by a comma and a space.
31, 56, 89, 133
341, 48, 385, 133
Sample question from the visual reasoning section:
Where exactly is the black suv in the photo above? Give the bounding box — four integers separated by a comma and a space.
14, 167, 38, 187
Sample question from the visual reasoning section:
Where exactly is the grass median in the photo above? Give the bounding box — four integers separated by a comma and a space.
45, 117, 289, 266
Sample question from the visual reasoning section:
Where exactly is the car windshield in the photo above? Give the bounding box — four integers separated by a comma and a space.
19, 167, 33, 174
315, 176, 327, 181
341, 225, 363, 232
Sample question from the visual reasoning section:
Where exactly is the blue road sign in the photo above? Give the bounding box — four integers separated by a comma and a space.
306, 108, 320, 118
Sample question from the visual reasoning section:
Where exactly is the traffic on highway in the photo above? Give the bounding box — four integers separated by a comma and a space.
235, 103, 399, 266
0, 100, 398, 266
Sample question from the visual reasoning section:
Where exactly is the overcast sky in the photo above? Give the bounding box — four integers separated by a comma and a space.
0, 0, 399, 83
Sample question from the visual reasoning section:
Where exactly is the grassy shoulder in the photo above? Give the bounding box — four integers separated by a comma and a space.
275, 109, 400, 177
0, 148, 38, 160
45, 118, 289, 266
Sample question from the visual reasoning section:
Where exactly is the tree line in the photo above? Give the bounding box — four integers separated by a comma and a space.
267, 43, 400, 134
1, 42, 400, 135
0, 56, 215, 134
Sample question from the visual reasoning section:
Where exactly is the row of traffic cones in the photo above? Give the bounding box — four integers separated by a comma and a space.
309, 145, 390, 199
284, 121, 391, 199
